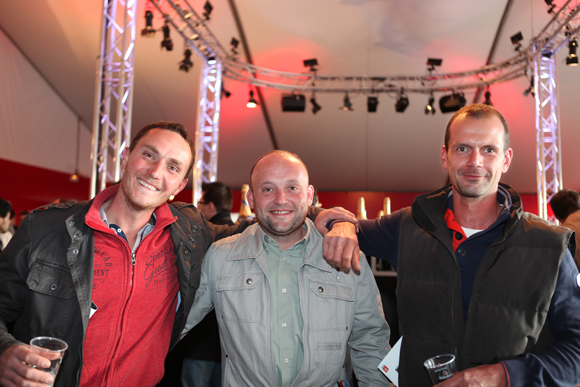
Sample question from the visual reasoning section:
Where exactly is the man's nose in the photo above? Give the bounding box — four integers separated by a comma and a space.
148, 160, 164, 178
467, 151, 483, 167
273, 190, 288, 204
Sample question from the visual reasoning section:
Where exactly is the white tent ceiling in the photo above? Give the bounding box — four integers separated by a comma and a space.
1, 0, 579, 195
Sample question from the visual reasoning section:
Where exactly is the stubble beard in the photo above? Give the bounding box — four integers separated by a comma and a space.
256, 206, 307, 239
120, 176, 166, 213
453, 172, 493, 199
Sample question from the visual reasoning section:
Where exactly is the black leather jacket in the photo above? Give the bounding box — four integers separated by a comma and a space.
0, 199, 249, 387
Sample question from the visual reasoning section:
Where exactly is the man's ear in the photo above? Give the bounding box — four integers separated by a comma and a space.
503, 147, 513, 173
440, 145, 449, 171
121, 147, 131, 174
171, 178, 188, 198
247, 188, 255, 209
307, 185, 314, 206
207, 201, 216, 212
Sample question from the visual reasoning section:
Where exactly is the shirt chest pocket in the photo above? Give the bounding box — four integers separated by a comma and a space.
308, 279, 355, 331
216, 271, 263, 323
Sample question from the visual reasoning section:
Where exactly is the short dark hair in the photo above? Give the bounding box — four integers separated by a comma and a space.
444, 103, 510, 153
129, 121, 195, 178
550, 189, 580, 221
201, 181, 233, 213
0, 198, 12, 218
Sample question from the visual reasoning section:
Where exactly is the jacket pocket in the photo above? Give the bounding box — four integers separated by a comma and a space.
27, 260, 76, 299
216, 271, 263, 323
308, 279, 355, 331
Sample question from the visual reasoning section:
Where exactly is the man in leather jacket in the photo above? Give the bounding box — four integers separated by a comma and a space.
0, 122, 251, 387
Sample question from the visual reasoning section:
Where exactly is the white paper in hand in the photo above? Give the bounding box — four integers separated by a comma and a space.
378, 336, 402, 386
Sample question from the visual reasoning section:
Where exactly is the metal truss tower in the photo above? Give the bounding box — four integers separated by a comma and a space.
531, 0, 580, 220
533, 52, 562, 221
90, 0, 137, 198
193, 59, 222, 205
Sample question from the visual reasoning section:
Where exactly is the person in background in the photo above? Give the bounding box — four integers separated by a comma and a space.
0, 198, 13, 252
180, 181, 234, 387
181, 150, 390, 387
319, 104, 580, 386
550, 188, 580, 267
0, 122, 252, 387
197, 181, 234, 226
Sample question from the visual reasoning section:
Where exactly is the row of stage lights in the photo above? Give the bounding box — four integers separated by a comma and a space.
142, 0, 578, 109
244, 88, 477, 114
244, 58, 487, 114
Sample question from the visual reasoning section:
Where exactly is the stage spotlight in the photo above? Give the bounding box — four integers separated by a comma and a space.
523, 77, 535, 97
545, 0, 556, 13
427, 58, 442, 73
367, 96, 379, 112
221, 85, 231, 99
247, 90, 258, 108
340, 93, 353, 111
230, 37, 239, 56
282, 94, 306, 112
483, 87, 493, 106
566, 39, 578, 66
161, 22, 173, 51
179, 49, 194, 72
395, 89, 409, 113
511, 32, 523, 52
310, 97, 321, 114
425, 94, 435, 115
203, 1, 213, 20
141, 10, 155, 37
439, 92, 466, 113
303, 58, 318, 72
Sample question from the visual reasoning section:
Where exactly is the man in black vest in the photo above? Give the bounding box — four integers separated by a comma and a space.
318, 104, 580, 386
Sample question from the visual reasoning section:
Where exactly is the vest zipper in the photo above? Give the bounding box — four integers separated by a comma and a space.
131, 253, 136, 265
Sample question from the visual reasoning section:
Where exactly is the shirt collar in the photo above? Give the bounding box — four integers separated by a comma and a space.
261, 223, 309, 257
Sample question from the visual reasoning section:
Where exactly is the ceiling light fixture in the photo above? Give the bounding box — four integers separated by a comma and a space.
545, 0, 556, 14
511, 32, 523, 52
303, 58, 318, 72
566, 39, 579, 66
310, 96, 321, 114
395, 88, 409, 113
161, 21, 173, 51
523, 76, 535, 97
425, 93, 435, 115
203, 1, 213, 20
247, 90, 258, 108
427, 58, 442, 73
483, 86, 493, 106
439, 92, 466, 113
281, 94, 306, 112
230, 37, 239, 56
179, 49, 194, 72
340, 93, 353, 111
367, 96, 379, 112
221, 85, 231, 99
141, 10, 155, 37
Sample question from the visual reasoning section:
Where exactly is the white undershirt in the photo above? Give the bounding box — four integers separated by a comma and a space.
462, 227, 483, 238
